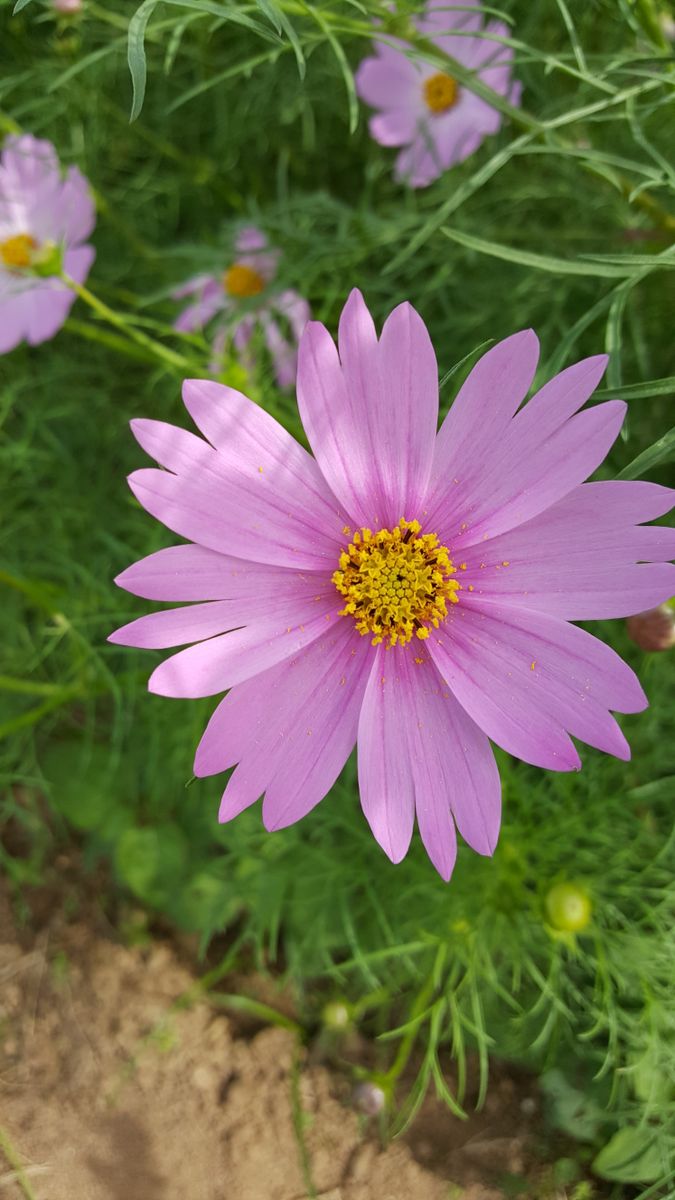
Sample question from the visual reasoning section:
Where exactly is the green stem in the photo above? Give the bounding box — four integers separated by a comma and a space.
60, 271, 194, 373
382, 970, 438, 1087
0, 1126, 39, 1200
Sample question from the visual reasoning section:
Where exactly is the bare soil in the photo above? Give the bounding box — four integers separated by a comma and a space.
0, 883, 543, 1200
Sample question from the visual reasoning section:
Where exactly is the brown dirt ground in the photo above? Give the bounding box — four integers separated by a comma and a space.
0, 884, 544, 1200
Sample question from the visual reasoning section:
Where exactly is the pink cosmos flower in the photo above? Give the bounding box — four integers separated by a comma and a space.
173, 226, 310, 389
110, 290, 675, 881
356, 0, 520, 188
0, 134, 95, 354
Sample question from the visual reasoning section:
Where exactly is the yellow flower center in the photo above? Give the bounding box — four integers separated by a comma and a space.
423, 72, 459, 114
0, 233, 37, 269
223, 262, 265, 298
332, 518, 460, 648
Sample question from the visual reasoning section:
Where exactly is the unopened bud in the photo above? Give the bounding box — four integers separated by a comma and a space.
545, 882, 592, 933
352, 1080, 386, 1116
321, 1001, 351, 1032
53, 0, 83, 12
660, 11, 675, 41
626, 605, 675, 652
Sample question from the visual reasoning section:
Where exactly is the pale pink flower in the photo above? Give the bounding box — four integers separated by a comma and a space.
356, 0, 520, 187
0, 134, 95, 353
173, 226, 310, 388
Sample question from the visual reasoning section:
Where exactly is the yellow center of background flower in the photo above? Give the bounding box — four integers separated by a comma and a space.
223, 262, 265, 298
332, 518, 460, 648
0, 232, 37, 269
423, 72, 459, 114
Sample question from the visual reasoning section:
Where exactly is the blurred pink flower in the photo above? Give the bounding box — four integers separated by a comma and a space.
356, 0, 520, 187
173, 226, 310, 388
0, 134, 95, 353
53, 0, 83, 12
111, 291, 675, 880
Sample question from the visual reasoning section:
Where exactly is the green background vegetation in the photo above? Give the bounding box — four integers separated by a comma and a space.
1, 0, 674, 1192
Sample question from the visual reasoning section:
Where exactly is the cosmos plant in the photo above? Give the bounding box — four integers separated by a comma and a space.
173, 226, 310, 388
356, 0, 520, 188
0, 134, 95, 354
110, 290, 675, 881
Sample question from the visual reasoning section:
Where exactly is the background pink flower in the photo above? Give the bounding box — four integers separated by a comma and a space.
356, 0, 521, 187
173, 226, 310, 388
111, 291, 674, 881
0, 134, 95, 353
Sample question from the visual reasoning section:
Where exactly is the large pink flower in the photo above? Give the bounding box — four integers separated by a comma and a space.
356, 0, 520, 188
0, 134, 95, 353
110, 291, 675, 880
173, 226, 310, 389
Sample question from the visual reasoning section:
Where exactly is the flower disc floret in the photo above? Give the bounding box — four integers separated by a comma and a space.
0, 233, 37, 269
423, 72, 459, 113
223, 262, 265, 298
333, 518, 460, 648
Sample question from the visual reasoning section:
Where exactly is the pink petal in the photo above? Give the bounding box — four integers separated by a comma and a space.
181, 379, 337, 521
357, 646, 416, 864
109, 572, 329, 647
459, 480, 675, 619
235, 225, 267, 253
64, 244, 95, 286
127, 393, 347, 570
428, 330, 539, 503
428, 354, 628, 547
425, 101, 489, 167
57, 166, 96, 243
25, 282, 75, 345
0, 293, 24, 353
297, 290, 438, 528
211, 622, 371, 826
260, 311, 297, 389
370, 109, 418, 147
429, 603, 646, 769
173, 279, 225, 332
355, 52, 420, 110
377, 648, 500, 878
394, 136, 446, 189
147, 592, 340, 697
273, 288, 311, 344
109, 600, 254, 649
433, 400, 627, 548
114, 544, 323, 602
419, 0, 483, 39
377, 301, 439, 517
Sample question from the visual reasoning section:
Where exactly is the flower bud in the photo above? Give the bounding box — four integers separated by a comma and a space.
626, 605, 675, 652
321, 1001, 351, 1032
545, 882, 592, 932
352, 1080, 386, 1116
53, 0, 83, 12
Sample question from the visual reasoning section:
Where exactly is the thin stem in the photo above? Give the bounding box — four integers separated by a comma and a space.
0, 1126, 39, 1200
60, 271, 195, 373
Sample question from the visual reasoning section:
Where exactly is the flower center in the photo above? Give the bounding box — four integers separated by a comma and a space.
223, 262, 265, 298
423, 72, 459, 114
332, 518, 460, 648
0, 233, 37, 269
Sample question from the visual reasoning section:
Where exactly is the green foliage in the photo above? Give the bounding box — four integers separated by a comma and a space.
1, 0, 674, 1194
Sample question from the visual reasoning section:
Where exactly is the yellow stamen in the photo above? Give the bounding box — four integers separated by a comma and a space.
423, 72, 459, 114
223, 262, 265, 298
0, 233, 37, 269
332, 518, 460, 648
